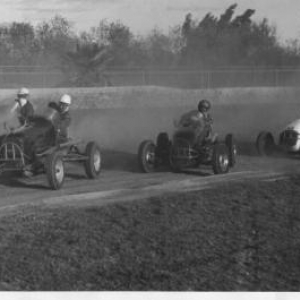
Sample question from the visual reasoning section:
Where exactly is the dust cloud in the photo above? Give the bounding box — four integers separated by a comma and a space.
0, 104, 20, 134
1, 93, 299, 174
71, 101, 300, 155
71, 107, 181, 153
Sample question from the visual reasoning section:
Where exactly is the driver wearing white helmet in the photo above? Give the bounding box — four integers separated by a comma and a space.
48, 94, 72, 142
11, 87, 34, 126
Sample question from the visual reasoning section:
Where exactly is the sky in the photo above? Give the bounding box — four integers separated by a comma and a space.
1, 0, 300, 43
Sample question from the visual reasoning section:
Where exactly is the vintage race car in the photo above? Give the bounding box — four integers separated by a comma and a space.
256, 118, 300, 156
138, 125, 237, 175
0, 107, 101, 190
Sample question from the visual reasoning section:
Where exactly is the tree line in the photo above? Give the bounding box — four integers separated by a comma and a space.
0, 4, 299, 86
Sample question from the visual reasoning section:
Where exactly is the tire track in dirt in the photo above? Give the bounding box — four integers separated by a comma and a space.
0, 169, 289, 215
0, 153, 298, 215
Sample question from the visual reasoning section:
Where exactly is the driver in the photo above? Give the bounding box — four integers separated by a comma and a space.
11, 87, 34, 126
178, 99, 214, 146
48, 94, 72, 143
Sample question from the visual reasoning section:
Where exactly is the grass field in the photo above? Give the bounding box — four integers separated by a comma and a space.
0, 176, 300, 291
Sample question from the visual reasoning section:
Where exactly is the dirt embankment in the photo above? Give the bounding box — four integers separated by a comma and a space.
0, 86, 300, 109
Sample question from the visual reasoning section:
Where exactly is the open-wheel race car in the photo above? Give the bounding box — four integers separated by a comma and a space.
138, 125, 237, 175
256, 118, 300, 156
0, 107, 101, 190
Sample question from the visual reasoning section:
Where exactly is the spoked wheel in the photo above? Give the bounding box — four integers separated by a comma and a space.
256, 131, 275, 156
212, 143, 230, 174
84, 141, 101, 179
46, 151, 65, 190
225, 134, 237, 167
138, 140, 156, 173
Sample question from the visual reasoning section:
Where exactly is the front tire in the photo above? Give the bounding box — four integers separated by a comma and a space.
256, 131, 275, 156
212, 143, 230, 174
84, 141, 101, 179
46, 151, 65, 190
138, 140, 156, 173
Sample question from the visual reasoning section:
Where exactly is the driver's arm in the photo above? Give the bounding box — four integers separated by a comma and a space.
206, 113, 213, 125
48, 102, 59, 111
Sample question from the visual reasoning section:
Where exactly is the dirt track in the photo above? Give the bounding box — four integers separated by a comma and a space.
0, 97, 300, 212
0, 151, 299, 215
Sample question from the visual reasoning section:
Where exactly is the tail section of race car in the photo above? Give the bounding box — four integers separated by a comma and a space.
279, 129, 300, 152
279, 119, 300, 152
256, 118, 300, 156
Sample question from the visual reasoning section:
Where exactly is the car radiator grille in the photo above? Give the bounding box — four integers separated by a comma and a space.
279, 130, 299, 147
0, 142, 25, 167
171, 139, 198, 160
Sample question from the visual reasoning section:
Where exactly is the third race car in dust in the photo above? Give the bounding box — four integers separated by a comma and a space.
256, 118, 300, 156
138, 122, 237, 175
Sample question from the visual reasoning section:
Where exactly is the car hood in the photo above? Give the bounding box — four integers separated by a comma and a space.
173, 128, 197, 145
284, 119, 300, 133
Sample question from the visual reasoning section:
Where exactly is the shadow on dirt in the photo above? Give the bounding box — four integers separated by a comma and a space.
237, 140, 258, 157
101, 149, 213, 176
101, 149, 139, 173
0, 144, 260, 190
0, 175, 49, 190
182, 169, 212, 176
0, 149, 140, 189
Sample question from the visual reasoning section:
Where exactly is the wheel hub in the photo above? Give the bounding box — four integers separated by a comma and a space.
93, 150, 101, 171
219, 154, 229, 170
55, 160, 64, 183
146, 151, 155, 165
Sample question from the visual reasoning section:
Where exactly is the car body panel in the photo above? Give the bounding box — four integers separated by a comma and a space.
279, 118, 300, 152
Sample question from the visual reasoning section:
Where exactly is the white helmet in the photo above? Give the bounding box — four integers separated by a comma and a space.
60, 94, 72, 105
17, 87, 29, 96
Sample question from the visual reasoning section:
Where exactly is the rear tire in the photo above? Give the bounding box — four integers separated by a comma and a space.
212, 143, 230, 174
84, 142, 101, 179
46, 151, 65, 190
156, 132, 170, 165
138, 140, 156, 173
225, 134, 237, 167
256, 131, 275, 156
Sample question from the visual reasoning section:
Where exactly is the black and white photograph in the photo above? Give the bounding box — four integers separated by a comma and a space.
0, 0, 300, 295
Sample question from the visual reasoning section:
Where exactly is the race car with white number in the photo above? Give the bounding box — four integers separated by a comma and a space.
256, 118, 300, 156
